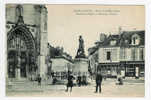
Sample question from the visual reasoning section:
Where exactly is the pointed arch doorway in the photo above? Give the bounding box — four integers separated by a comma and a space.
7, 25, 37, 79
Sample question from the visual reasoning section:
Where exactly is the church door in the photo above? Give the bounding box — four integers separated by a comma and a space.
20, 51, 27, 78
8, 50, 17, 78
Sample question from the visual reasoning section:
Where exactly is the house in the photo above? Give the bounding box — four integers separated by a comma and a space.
88, 30, 145, 78
47, 44, 73, 80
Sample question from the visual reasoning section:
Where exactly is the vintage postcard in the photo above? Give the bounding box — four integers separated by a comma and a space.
6, 4, 145, 97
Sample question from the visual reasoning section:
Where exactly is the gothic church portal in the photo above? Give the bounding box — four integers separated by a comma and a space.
6, 5, 48, 80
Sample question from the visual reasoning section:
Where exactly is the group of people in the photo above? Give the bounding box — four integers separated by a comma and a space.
65, 71, 103, 93
36, 71, 103, 93
77, 75, 87, 86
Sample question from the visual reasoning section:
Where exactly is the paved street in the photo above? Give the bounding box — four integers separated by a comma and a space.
6, 78, 144, 97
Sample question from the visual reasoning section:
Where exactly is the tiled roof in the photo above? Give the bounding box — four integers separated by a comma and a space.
88, 30, 145, 56
101, 30, 145, 47
88, 46, 99, 55
101, 34, 120, 46
120, 30, 145, 47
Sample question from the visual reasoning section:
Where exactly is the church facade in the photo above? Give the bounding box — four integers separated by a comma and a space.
6, 4, 48, 80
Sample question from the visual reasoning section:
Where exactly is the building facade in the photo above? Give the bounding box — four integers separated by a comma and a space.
47, 44, 73, 80
51, 57, 73, 80
88, 30, 145, 78
6, 4, 48, 80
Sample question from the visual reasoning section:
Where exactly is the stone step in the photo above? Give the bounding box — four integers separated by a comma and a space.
7, 78, 30, 85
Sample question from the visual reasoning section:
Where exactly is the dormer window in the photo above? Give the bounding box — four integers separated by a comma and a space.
132, 34, 140, 45
110, 40, 116, 46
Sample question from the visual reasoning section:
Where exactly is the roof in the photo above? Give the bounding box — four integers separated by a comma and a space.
48, 44, 73, 62
51, 56, 74, 63
88, 30, 145, 56
120, 30, 145, 47
101, 30, 144, 47
88, 46, 99, 55
101, 34, 120, 46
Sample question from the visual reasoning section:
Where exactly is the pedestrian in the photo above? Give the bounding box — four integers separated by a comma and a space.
95, 71, 103, 93
82, 75, 87, 85
77, 75, 81, 87
52, 76, 57, 85
65, 72, 74, 92
37, 74, 42, 85
116, 73, 123, 85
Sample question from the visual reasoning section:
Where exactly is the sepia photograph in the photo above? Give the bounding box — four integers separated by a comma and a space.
6, 4, 145, 97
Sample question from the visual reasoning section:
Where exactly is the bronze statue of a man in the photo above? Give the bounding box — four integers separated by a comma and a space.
79, 35, 84, 51
76, 35, 86, 58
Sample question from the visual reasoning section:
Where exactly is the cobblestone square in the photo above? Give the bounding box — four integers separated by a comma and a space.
6, 78, 144, 97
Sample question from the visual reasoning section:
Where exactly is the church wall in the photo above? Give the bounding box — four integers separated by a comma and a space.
6, 5, 16, 23
22, 5, 36, 25
38, 7, 48, 78
6, 4, 48, 80
6, 5, 41, 38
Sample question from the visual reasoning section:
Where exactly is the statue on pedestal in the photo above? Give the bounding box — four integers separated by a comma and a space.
75, 35, 86, 58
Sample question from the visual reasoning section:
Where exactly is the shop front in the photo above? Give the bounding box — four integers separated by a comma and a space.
122, 61, 144, 78
98, 63, 119, 78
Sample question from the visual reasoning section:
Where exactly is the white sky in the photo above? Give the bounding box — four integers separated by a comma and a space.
46, 5, 145, 58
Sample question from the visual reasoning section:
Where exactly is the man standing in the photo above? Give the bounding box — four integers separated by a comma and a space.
77, 75, 81, 87
65, 72, 74, 92
95, 71, 103, 93
37, 74, 42, 85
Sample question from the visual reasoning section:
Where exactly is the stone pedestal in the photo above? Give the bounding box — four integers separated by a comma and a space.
73, 58, 89, 76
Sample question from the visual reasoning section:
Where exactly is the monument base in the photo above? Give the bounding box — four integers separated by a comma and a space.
75, 54, 86, 58
73, 58, 89, 76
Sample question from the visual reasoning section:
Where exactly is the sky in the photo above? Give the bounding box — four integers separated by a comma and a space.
46, 5, 145, 58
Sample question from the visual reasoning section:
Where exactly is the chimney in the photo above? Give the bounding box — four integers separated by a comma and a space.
100, 33, 106, 42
